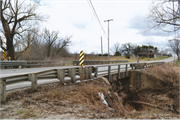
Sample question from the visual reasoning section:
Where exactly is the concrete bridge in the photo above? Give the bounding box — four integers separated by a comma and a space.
0, 57, 174, 102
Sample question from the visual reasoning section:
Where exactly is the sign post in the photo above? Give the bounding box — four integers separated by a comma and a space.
3, 51, 6, 60
79, 51, 84, 80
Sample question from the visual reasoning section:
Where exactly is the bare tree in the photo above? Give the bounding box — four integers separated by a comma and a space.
0, 0, 47, 60
111, 43, 121, 56
43, 28, 59, 58
168, 39, 180, 61
31, 31, 47, 60
14, 28, 39, 59
120, 42, 134, 56
147, 0, 180, 33
132, 45, 141, 57
42, 28, 72, 59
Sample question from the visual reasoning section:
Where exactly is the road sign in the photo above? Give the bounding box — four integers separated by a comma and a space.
3, 51, 6, 60
79, 50, 84, 66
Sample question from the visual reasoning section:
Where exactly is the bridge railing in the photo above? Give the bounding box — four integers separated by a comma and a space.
0, 60, 128, 69
72, 60, 128, 65
93, 62, 165, 81
0, 61, 164, 102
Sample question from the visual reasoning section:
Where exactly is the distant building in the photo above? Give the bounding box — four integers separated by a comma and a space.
138, 53, 157, 58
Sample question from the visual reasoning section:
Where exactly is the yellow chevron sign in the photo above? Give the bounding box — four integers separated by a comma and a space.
3, 51, 6, 60
79, 50, 84, 66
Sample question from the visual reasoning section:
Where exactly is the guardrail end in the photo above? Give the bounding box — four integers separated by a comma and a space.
0, 80, 6, 102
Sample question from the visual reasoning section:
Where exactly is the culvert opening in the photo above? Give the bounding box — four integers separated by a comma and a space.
107, 66, 179, 116
108, 77, 145, 112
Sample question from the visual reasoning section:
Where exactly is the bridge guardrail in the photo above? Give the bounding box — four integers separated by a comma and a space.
0, 61, 164, 102
0, 60, 128, 69
72, 60, 128, 65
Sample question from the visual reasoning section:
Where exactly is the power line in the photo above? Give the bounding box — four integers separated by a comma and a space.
87, 0, 106, 35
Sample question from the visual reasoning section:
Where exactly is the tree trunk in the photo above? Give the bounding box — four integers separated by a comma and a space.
7, 36, 15, 60
1, 10, 15, 60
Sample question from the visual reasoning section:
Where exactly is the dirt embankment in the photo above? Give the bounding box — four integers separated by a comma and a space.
1, 63, 180, 119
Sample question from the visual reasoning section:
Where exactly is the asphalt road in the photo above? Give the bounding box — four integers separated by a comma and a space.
1, 57, 174, 92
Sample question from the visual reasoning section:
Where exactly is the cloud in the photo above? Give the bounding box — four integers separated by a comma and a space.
128, 15, 174, 37
141, 29, 174, 37
138, 36, 169, 50
73, 22, 87, 29
34, 1, 170, 54
128, 15, 147, 30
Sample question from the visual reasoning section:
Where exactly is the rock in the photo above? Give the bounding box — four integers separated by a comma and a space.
98, 77, 110, 85
0, 108, 4, 111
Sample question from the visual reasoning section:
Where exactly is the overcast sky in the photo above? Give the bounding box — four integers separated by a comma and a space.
37, 0, 174, 54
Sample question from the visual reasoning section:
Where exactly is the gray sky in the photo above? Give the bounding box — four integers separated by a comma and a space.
38, 0, 174, 54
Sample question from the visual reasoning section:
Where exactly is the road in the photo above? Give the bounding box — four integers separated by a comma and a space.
1, 57, 174, 92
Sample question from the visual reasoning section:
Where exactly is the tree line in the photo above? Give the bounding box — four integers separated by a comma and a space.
0, 0, 72, 60
110, 42, 161, 58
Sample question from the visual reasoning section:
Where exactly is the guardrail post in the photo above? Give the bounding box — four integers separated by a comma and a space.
85, 67, 92, 79
108, 66, 111, 81
69, 68, 75, 83
51, 61, 54, 67
0, 80, 6, 102
29, 73, 37, 91
88, 67, 92, 79
79, 66, 85, 80
63, 61, 65, 66
85, 67, 89, 79
95, 67, 98, 78
38, 61, 40, 68
57, 69, 65, 84
118, 65, 120, 79
125, 64, 128, 77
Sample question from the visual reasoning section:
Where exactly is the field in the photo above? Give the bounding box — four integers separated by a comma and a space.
57, 55, 169, 63
108, 56, 169, 62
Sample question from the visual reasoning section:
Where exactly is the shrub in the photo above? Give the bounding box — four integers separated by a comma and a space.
140, 56, 145, 59
114, 52, 121, 56
125, 55, 130, 59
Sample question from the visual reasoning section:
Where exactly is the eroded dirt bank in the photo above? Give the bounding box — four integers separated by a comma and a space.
1, 64, 180, 119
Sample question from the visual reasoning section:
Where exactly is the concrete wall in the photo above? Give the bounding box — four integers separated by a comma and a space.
103, 70, 167, 92
129, 71, 166, 91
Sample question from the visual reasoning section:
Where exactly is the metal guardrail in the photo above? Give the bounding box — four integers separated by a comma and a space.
0, 60, 128, 69
72, 60, 128, 65
0, 61, 165, 102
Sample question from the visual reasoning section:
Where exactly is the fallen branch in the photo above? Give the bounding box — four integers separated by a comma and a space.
147, 86, 178, 99
129, 101, 172, 112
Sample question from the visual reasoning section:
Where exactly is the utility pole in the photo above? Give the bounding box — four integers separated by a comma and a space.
101, 36, 103, 61
104, 19, 113, 61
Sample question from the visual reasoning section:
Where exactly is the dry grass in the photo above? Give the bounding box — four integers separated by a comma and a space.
108, 56, 169, 62
4, 79, 133, 118
140, 63, 180, 114
54, 55, 170, 62
33, 83, 108, 109
142, 63, 179, 86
